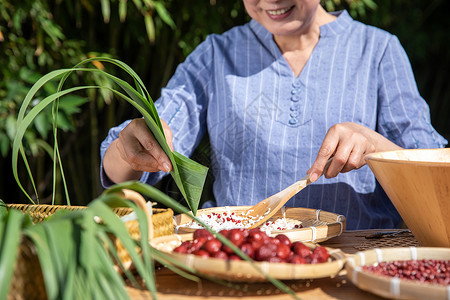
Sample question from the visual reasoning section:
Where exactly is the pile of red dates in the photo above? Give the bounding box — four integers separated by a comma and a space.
173, 228, 329, 264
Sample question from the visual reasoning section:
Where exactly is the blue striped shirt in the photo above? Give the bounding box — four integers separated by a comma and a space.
100, 11, 447, 229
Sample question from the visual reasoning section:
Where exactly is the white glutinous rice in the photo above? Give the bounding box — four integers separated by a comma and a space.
177, 207, 302, 233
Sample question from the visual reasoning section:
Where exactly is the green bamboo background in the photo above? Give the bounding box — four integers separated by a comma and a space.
1, 0, 449, 206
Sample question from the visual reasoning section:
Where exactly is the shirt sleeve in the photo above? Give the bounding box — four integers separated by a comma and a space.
99, 36, 214, 188
376, 35, 447, 149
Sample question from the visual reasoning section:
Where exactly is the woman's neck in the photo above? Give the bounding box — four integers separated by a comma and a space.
273, 7, 336, 77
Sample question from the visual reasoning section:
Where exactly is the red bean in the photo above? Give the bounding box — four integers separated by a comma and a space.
213, 251, 228, 260
228, 228, 245, 247
362, 259, 450, 285
239, 242, 255, 259
275, 234, 292, 248
203, 239, 222, 254
255, 243, 277, 261
292, 241, 312, 258
311, 246, 329, 263
192, 249, 210, 258
193, 228, 214, 241
276, 243, 291, 259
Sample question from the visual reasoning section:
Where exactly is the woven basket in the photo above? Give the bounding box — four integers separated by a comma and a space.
151, 233, 347, 282
346, 247, 450, 299
113, 189, 174, 269
6, 189, 173, 300
175, 206, 346, 243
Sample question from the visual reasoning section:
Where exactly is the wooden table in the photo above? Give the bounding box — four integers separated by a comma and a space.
127, 229, 418, 299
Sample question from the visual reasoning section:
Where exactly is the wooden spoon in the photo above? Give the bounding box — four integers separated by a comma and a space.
245, 158, 333, 229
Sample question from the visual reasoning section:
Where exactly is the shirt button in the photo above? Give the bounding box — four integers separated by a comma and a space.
291, 88, 300, 95
289, 118, 298, 125
291, 94, 300, 102
292, 81, 302, 88
290, 112, 298, 118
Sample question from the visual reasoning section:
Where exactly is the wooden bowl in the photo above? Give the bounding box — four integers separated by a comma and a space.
345, 247, 450, 300
365, 148, 450, 247
151, 233, 346, 282
174, 206, 346, 243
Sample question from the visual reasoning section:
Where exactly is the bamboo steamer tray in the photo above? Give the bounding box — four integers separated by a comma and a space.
151, 233, 346, 282
174, 206, 346, 243
365, 148, 450, 247
345, 247, 450, 300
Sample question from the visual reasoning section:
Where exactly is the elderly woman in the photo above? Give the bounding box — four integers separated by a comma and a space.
101, 0, 447, 229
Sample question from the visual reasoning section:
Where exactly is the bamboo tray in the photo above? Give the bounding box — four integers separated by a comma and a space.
174, 206, 346, 243
345, 247, 450, 300
151, 233, 346, 282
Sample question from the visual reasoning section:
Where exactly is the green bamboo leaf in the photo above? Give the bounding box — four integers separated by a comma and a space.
13, 85, 98, 203
119, 0, 127, 22
57, 95, 89, 115
65, 57, 163, 131
0, 210, 24, 300
362, 0, 377, 10
42, 219, 76, 293
34, 113, 51, 138
100, 0, 111, 23
61, 249, 76, 300
24, 227, 59, 299
5, 114, 16, 141
154, 1, 175, 28
144, 14, 156, 43
131, 0, 143, 10
87, 197, 156, 295
14, 58, 208, 213
98, 230, 141, 288
0, 200, 7, 220
0, 133, 9, 157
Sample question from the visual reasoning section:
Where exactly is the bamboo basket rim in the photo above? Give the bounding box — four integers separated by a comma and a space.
365, 148, 450, 167
345, 247, 450, 300
174, 206, 346, 243
151, 233, 347, 282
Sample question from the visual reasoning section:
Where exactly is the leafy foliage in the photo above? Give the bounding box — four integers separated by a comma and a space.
0, 186, 159, 299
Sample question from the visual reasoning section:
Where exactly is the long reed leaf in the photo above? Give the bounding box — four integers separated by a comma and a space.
13, 58, 208, 214
0, 210, 24, 300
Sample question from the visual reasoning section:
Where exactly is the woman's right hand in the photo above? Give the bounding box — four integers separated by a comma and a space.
103, 118, 174, 184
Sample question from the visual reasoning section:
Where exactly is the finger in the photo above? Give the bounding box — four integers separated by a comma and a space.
308, 132, 339, 182
118, 131, 162, 172
133, 119, 173, 172
120, 120, 173, 172
341, 144, 367, 173
161, 119, 174, 152
139, 136, 172, 172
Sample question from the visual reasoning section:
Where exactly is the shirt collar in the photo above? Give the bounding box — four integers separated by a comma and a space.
319, 10, 353, 37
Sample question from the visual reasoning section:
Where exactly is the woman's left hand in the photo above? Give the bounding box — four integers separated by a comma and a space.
307, 122, 402, 182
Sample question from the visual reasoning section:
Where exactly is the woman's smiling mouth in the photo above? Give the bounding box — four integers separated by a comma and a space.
266, 5, 294, 17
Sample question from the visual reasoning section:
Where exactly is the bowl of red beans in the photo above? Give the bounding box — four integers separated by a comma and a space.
365, 148, 450, 247
345, 247, 450, 300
